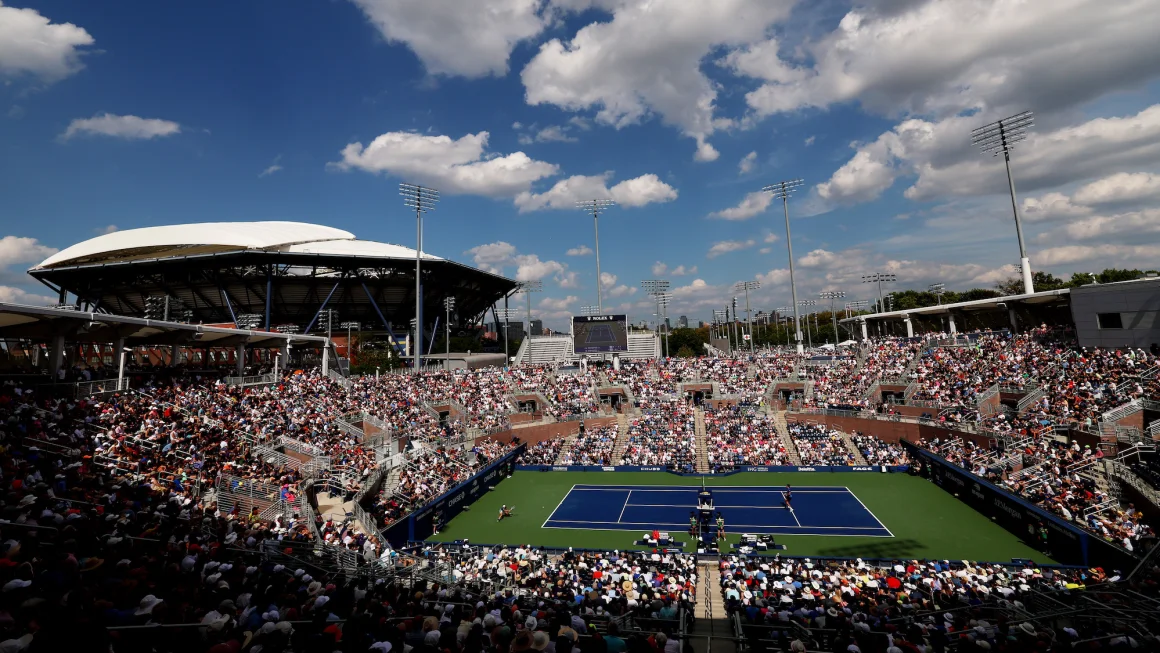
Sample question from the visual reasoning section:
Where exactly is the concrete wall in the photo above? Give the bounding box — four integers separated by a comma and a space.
1070, 278, 1160, 349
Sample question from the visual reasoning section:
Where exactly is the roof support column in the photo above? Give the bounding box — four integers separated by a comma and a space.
859, 318, 868, 340
903, 316, 914, 338
1009, 308, 1019, 334
948, 314, 958, 334
170, 345, 180, 366
236, 343, 245, 376
322, 340, 329, 376
50, 335, 65, 379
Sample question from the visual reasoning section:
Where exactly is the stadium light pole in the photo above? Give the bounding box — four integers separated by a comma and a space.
496, 306, 516, 364
641, 279, 671, 351
798, 299, 817, 349
929, 283, 946, 306
712, 309, 727, 341
818, 291, 846, 345
972, 110, 1035, 295
577, 199, 615, 312
339, 321, 359, 366
763, 179, 805, 353
862, 273, 896, 314
734, 281, 761, 354
580, 305, 600, 316
775, 307, 791, 347
443, 297, 455, 371
401, 182, 439, 371
518, 280, 542, 337
656, 292, 672, 358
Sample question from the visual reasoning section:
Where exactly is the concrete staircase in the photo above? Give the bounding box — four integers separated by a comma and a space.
691, 561, 737, 653
772, 411, 803, 465
839, 430, 869, 465
552, 431, 582, 465
611, 413, 632, 463
694, 407, 709, 473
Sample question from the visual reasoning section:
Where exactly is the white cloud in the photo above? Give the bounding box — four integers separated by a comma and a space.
818, 105, 1160, 206
671, 264, 696, 276
1022, 192, 1091, 223
758, 247, 772, 254
463, 240, 566, 281
798, 249, 839, 268
259, 155, 283, 178
755, 268, 790, 287
350, 0, 546, 77
94, 225, 118, 235
566, 245, 593, 256
708, 191, 772, 220
741, 0, 1160, 120
0, 2, 94, 83
522, 0, 794, 160
1040, 208, 1160, 243
540, 295, 578, 311
763, 232, 779, 243
61, 113, 181, 140
804, 136, 815, 146
555, 271, 580, 288
707, 239, 755, 259
333, 130, 558, 197
1071, 172, 1160, 207
514, 172, 676, 212
1036, 243, 1160, 268
600, 271, 637, 298
651, 261, 668, 276
0, 285, 55, 306
738, 151, 757, 175
0, 235, 57, 267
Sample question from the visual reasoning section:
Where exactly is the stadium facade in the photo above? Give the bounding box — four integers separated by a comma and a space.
28, 222, 518, 341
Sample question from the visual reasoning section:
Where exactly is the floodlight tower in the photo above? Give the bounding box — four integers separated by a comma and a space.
339, 320, 360, 363
929, 283, 946, 306
576, 199, 616, 312
844, 300, 869, 319
818, 291, 846, 344
775, 306, 792, 347
401, 182, 439, 371
798, 299, 817, 348
442, 298, 455, 370
656, 292, 672, 357
712, 309, 728, 341
763, 179, 805, 353
734, 281, 761, 354
862, 273, 896, 314
972, 110, 1035, 294
641, 279, 671, 345
579, 305, 600, 316
495, 306, 517, 362
518, 280, 542, 336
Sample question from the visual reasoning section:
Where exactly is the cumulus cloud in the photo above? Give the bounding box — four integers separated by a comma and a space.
94, 225, 118, 235
333, 130, 558, 197
707, 239, 755, 259
566, 245, 593, 256
1036, 243, 1160, 268
514, 172, 676, 212
259, 155, 283, 178
463, 240, 567, 282
61, 113, 182, 140
0, 285, 55, 306
1071, 172, 1160, 207
0, 2, 94, 83
522, 0, 794, 160
350, 0, 546, 77
0, 235, 58, 267
555, 270, 580, 288
738, 151, 757, 175
708, 191, 772, 220
653, 261, 698, 276
516, 123, 581, 145
540, 295, 578, 311
600, 271, 637, 298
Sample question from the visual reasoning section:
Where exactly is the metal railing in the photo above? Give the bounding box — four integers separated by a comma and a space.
976, 384, 1001, 416
223, 373, 277, 387
1017, 385, 1047, 413
1110, 461, 1160, 508
74, 377, 129, 397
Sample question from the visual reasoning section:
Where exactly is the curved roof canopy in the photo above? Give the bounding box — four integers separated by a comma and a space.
34, 221, 442, 269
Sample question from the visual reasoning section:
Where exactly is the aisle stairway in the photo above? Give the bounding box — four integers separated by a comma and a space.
772, 411, 803, 465
691, 561, 737, 653
839, 430, 869, 465
611, 412, 632, 463
694, 407, 709, 473
552, 430, 582, 465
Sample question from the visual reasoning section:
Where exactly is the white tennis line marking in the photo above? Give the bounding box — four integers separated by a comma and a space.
568, 485, 851, 493
844, 486, 894, 538
617, 490, 632, 523
542, 519, 890, 531
625, 503, 796, 509
538, 523, 894, 538
541, 484, 580, 528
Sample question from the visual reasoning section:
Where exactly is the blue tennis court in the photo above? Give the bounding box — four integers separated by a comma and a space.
542, 485, 892, 537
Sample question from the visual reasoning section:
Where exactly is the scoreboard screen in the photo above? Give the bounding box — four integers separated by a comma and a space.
572, 314, 629, 353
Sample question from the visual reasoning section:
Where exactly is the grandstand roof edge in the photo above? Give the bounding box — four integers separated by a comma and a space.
840, 288, 1071, 323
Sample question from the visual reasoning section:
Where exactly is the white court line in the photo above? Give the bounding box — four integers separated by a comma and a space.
843, 486, 895, 538
542, 520, 891, 535
568, 486, 851, 493
541, 485, 577, 528
626, 503, 795, 509
617, 490, 632, 523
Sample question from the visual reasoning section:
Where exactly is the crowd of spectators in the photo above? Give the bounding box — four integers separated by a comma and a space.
850, 433, 910, 466
718, 554, 1150, 652
619, 400, 696, 471
558, 425, 618, 466
787, 422, 856, 466
704, 404, 788, 472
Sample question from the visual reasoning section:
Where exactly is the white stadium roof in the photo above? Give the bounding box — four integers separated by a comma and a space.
34, 221, 442, 269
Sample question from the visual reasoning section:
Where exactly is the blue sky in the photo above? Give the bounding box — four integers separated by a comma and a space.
2, 0, 1159, 329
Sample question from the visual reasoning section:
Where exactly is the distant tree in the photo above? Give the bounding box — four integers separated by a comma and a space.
675, 345, 696, 358
959, 288, 1002, 302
